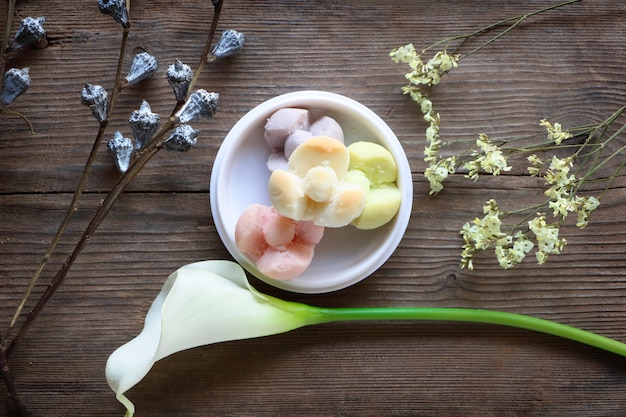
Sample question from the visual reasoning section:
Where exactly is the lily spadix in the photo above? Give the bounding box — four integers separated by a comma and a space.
107, 260, 626, 416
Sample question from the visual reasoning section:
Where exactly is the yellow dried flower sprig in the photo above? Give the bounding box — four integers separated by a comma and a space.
458, 121, 608, 270
390, 0, 626, 270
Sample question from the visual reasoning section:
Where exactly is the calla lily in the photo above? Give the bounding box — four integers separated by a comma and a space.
107, 260, 626, 416
105, 260, 324, 417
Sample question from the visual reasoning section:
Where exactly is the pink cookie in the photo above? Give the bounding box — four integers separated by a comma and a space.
235, 204, 324, 280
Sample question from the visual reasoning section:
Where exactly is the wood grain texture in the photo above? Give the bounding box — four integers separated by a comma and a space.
2, 0, 626, 416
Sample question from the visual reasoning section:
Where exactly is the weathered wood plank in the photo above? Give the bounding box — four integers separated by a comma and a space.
2, 0, 626, 416
2, 1, 625, 192
0, 182, 625, 416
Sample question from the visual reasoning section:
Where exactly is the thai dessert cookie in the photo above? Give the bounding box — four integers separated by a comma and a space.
268, 136, 366, 228
345, 141, 402, 230
235, 204, 324, 280
263, 107, 344, 172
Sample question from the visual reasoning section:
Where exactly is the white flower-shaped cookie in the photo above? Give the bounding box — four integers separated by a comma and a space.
268, 136, 366, 228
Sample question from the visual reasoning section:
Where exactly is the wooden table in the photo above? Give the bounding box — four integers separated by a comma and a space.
2, 0, 626, 415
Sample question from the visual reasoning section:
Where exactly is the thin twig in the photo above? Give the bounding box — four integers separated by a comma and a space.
187, 0, 223, 96
6, 140, 163, 358
422, 0, 582, 58
0, 334, 26, 417
0, 0, 17, 92
8, 23, 131, 330
0, 2, 27, 414
1, 3, 132, 412
108, 25, 131, 113
0, 107, 34, 133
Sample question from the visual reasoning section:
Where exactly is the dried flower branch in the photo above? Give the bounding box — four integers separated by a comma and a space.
0, 2, 46, 413
1, 0, 244, 414
6, 0, 227, 350
7, 3, 134, 333
457, 108, 626, 270
389, 0, 626, 270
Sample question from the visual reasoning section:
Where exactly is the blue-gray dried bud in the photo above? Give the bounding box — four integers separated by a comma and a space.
126, 52, 158, 85
107, 132, 134, 173
163, 124, 199, 152
166, 59, 193, 103
10, 16, 47, 50
212, 29, 245, 60
129, 100, 160, 150
81, 83, 109, 123
175, 90, 218, 123
0, 68, 31, 105
98, 0, 130, 27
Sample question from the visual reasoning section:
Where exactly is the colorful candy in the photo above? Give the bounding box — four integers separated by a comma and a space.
234, 108, 402, 280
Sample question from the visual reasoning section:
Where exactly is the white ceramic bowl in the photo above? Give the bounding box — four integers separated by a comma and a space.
210, 91, 412, 293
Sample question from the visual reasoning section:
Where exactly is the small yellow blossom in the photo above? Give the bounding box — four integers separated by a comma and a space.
527, 154, 543, 177
425, 156, 456, 195
495, 232, 534, 269
574, 196, 600, 228
460, 199, 508, 269
540, 119, 572, 145
391, 44, 459, 88
389, 43, 418, 64
528, 215, 566, 264
548, 196, 574, 217
544, 156, 577, 199
464, 134, 512, 181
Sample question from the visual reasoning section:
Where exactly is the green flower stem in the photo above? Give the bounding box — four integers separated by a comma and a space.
312, 307, 626, 357
581, 130, 626, 180
423, 0, 581, 59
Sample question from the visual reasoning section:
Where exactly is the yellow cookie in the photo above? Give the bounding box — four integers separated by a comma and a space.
346, 142, 401, 230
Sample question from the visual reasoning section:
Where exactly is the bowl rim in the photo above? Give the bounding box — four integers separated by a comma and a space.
210, 90, 413, 293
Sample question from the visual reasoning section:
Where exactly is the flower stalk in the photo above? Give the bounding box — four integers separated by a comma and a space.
422, 0, 582, 59
107, 260, 626, 417
316, 308, 626, 357
0, 0, 17, 89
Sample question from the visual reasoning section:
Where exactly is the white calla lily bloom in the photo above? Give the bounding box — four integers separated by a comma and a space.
106, 260, 626, 416
105, 260, 323, 417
